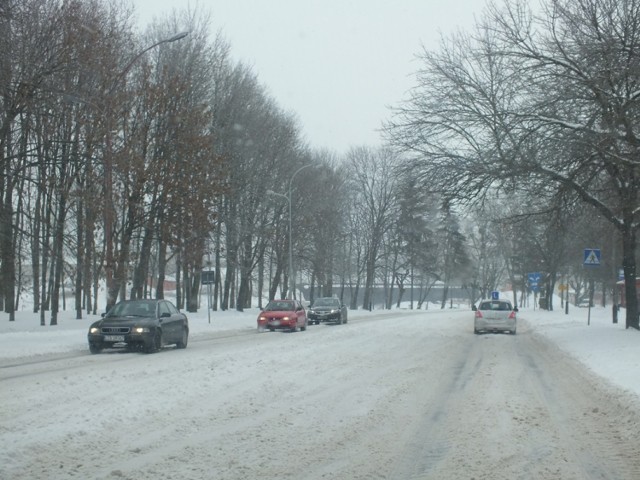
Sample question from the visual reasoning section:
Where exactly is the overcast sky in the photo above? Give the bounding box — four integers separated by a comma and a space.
132, 0, 487, 154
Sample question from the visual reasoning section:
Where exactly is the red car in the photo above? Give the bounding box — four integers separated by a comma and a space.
257, 299, 308, 332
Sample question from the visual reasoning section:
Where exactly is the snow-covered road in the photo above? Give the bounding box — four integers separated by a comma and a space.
1, 310, 639, 479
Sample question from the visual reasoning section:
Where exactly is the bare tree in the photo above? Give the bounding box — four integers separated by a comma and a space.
304, 151, 349, 303
487, 0, 640, 328
345, 146, 400, 310
387, 0, 640, 329
386, 172, 439, 309
1, 0, 74, 321
462, 207, 507, 303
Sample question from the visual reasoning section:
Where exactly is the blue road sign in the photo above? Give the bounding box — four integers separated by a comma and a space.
583, 248, 601, 267
491, 291, 499, 300
528, 272, 541, 292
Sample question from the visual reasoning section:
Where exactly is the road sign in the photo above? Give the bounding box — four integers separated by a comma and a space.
201, 270, 215, 285
583, 248, 601, 267
491, 291, 499, 300
528, 272, 541, 292
528, 272, 541, 283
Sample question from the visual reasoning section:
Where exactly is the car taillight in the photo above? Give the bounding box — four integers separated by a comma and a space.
509, 311, 517, 319
475, 310, 483, 318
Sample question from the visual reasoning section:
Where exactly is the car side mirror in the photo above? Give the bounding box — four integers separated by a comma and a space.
514, 307, 519, 312
472, 305, 477, 311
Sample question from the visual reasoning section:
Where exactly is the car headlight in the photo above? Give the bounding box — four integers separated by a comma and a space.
89, 327, 100, 334
131, 326, 151, 334
259, 316, 267, 321
282, 316, 290, 321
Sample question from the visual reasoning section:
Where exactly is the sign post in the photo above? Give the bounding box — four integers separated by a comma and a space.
583, 249, 601, 326
201, 270, 215, 324
528, 272, 541, 310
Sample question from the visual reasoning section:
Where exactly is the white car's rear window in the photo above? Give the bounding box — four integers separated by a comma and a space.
479, 301, 512, 311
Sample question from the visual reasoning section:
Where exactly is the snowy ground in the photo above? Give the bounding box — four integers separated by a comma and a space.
1, 299, 639, 479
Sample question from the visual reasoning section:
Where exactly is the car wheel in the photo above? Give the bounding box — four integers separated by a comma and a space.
511, 329, 517, 335
301, 320, 307, 331
145, 330, 163, 353
176, 327, 188, 349
474, 329, 480, 334
89, 343, 102, 354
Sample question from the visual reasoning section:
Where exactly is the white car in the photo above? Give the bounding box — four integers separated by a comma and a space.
473, 299, 518, 335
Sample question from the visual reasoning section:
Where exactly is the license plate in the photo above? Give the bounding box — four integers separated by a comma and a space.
104, 335, 125, 342
269, 320, 280, 326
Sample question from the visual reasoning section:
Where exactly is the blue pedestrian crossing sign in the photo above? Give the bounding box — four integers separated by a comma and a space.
583, 248, 601, 267
491, 291, 499, 300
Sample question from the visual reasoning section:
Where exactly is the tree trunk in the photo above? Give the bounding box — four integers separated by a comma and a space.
156, 240, 167, 299
131, 220, 154, 299
440, 283, 449, 310
213, 220, 222, 311
236, 235, 253, 312
50, 184, 68, 326
0, 199, 15, 320
75, 195, 84, 319
350, 282, 360, 311
222, 259, 234, 311
621, 227, 639, 330
269, 262, 282, 301
187, 270, 200, 312
362, 249, 376, 310
176, 251, 182, 309
257, 253, 265, 309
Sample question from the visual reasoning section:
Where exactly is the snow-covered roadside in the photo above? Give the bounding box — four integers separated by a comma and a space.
1, 302, 639, 399
526, 305, 640, 398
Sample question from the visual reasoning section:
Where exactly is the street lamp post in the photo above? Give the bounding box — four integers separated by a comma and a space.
103, 31, 189, 310
267, 163, 313, 299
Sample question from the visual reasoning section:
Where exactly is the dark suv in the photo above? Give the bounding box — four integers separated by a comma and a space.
308, 297, 348, 325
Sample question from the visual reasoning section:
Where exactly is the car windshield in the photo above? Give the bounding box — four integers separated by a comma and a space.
107, 301, 156, 317
479, 301, 512, 311
265, 301, 294, 311
313, 298, 339, 307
